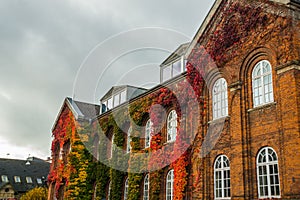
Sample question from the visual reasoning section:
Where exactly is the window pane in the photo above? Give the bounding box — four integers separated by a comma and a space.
14, 176, 21, 183
26, 177, 32, 183
252, 60, 274, 107
2, 175, 8, 182
120, 90, 126, 104
107, 98, 113, 110
173, 60, 181, 77
162, 66, 172, 82
102, 101, 107, 113
37, 178, 42, 184
127, 127, 132, 153
143, 174, 149, 200
213, 78, 228, 119
114, 94, 120, 107
124, 178, 129, 200
145, 120, 152, 148
184, 59, 187, 71
166, 170, 174, 200
214, 155, 230, 199
257, 147, 280, 198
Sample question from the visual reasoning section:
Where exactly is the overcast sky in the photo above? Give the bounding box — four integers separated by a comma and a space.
0, 0, 214, 160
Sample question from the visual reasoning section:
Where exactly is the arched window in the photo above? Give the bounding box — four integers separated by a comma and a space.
167, 110, 177, 142
257, 147, 280, 198
143, 174, 149, 200
124, 178, 129, 200
166, 169, 174, 200
109, 134, 114, 159
252, 60, 274, 107
213, 78, 228, 119
107, 181, 111, 200
126, 126, 132, 153
214, 155, 230, 199
145, 120, 152, 148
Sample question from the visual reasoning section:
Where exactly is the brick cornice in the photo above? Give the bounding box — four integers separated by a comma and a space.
228, 81, 242, 92
275, 60, 300, 74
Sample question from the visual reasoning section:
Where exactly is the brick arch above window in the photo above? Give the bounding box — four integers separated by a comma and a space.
239, 47, 277, 109
203, 69, 230, 122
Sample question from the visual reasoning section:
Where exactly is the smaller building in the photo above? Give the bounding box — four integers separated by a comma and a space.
0, 157, 50, 199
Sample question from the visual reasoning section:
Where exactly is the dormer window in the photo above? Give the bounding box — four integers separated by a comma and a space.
161, 57, 187, 83
14, 176, 21, 183
101, 90, 127, 113
1, 175, 8, 182
100, 86, 147, 114
37, 178, 43, 184
26, 176, 33, 184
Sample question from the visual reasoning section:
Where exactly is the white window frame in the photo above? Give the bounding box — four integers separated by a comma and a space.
212, 78, 228, 120
101, 90, 127, 114
14, 176, 21, 183
37, 178, 42, 184
257, 147, 280, 199
143, 174, 149, 200
145, 120, 152, 148
126, 126, 132, 153
166, 169, 174, 200
26, 176, 33, 184
161, 56, 186, 83
167, 110, 177, 142
124, 178, 129, 200
214, 155, 231, 199
1, 175, 8, 182
252, 60, 274, 107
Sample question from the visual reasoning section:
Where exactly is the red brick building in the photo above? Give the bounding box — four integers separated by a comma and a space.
48, 0, 300, 199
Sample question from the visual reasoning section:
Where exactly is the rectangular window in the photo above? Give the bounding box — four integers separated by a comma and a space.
113, 94, 120, 107
107, 97, 113, 110
26, 177, 33, 183
102, 101, 107, 113
162, 65, 172, 82
172, 60, 181, 77
14, 176, 21, 183
120, 90, 126, 104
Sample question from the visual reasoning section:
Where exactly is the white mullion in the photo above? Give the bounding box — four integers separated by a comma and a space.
181, 56, 184, 72
261, 74, 265, 105
266, 152, 271, 198
221, 158, 224, 198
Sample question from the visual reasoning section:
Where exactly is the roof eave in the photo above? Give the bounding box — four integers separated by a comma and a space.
51, 97, 80, 132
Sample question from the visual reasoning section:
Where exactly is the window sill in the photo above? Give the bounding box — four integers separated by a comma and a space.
247, 102, 277, 113
208, 116, 230, 124
258, 196, 281, 199
162, 140, 176, 147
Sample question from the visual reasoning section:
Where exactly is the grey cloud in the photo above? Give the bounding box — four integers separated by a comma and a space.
0, 0, 213, 158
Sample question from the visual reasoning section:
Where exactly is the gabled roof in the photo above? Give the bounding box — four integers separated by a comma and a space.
68, 97, 100, 119
100, 85, 147, 101
186, 0, 223, 56
0, 181, 10, 189
161, 42, 190, 66
52, 97, 100, 131
186, 0, 300, 56
0, 157, 50, 193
